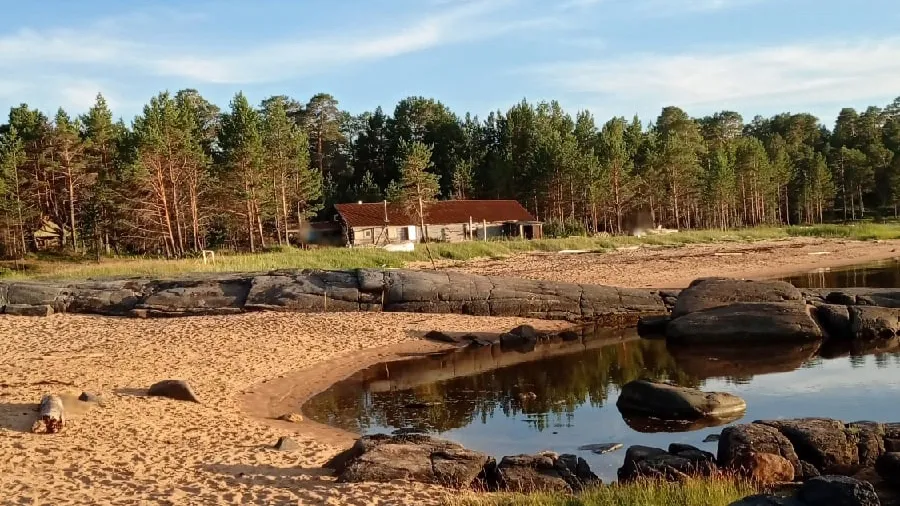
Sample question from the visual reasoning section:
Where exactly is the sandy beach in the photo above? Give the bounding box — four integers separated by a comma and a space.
2, 237, 900, 505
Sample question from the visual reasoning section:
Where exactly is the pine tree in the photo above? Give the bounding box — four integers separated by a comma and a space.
49, 109, 86, 251
220, 92, 266, 252
389, 141, 439, 243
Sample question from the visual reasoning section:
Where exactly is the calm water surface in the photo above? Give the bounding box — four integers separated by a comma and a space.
782, 258, 900, 288
306, 261, 900, 482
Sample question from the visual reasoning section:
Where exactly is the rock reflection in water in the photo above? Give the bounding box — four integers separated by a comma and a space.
620, 412, 746, 433
305, 324, 900, 482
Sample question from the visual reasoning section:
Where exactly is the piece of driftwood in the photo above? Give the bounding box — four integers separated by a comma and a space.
31, 394, 65, 434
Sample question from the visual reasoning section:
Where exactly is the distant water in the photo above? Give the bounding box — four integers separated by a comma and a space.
304, 327, 900, 482
782, 258, 900, 289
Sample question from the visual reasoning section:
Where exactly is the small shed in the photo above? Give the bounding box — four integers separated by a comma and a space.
334, 200, 542, 247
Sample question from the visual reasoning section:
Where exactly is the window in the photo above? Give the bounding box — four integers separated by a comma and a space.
364, 229, 372, 238
399, 227, 409, 240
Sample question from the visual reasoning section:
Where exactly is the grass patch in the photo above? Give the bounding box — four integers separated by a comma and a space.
3, 223, 899, 280
449, 478, 758, 506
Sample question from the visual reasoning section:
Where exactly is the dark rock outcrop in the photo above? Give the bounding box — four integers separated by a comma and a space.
668, 302, 823, 344
617, 444, 717, 482
797, 475, 880, 506
147, 380, 200, 403
672, 278, 803, 318
616, 380, 746, 420
0, 268, 670, 321
485, 452, 599, 493
756, 419, 864, 475
719, 423, 802, 474
728, 494, 805, 506
876, 452, 900, 487
849, 307, 900, 341
327, 434, 489, 488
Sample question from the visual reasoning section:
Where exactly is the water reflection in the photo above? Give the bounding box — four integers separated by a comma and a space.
304, 328, 900, 481
782, 258, 900, 288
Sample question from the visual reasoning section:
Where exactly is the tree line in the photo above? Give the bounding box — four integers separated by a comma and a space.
1, 90, 899, 258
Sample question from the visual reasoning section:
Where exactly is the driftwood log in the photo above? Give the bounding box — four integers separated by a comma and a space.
31, 394, 65, 434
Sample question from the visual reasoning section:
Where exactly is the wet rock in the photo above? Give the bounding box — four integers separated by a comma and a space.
616, 380, 746, 420
731, 452, 795, 484
672, 278, 803, 318
704, 434, 721, 443
728, 495, 805, 506
492, 453, 599, 493
797, 475, 880, 506
876, 452, 900, 487
4, 304, 54, 317
668, 302, 823, 345
559, 330, 580, 342
850, 307, 900, 340
719, 423, 801, 474
274, 436, 299, 451
757, 419, 861, 475
577, 443, 623, 455
814, 303, 852, 339
147, 380, 200, 403
637, 315, 670, 337
329, 434, 489, 488
391, 428, 427, 436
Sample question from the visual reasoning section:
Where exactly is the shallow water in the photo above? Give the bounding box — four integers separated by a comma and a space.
782, 258, 900, 288
305, 327, 900, 481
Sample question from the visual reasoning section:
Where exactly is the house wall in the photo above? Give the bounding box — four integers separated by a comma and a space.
348, 221, 523, 246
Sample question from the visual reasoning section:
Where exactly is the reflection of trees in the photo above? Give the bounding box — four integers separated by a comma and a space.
305, 339, 702, 434
304, 339, 900, 436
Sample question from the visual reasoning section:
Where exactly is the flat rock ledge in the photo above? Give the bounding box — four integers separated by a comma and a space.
0, 268, 672, 322
665, 278, 900, 345
616, 380, 747, 420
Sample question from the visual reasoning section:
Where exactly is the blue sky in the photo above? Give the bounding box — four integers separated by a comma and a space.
1, 0, 899, 126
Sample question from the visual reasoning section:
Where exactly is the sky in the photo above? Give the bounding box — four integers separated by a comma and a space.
1, 0, 899, 126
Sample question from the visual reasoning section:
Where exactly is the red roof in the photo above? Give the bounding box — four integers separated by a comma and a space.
335, 200, 537, 228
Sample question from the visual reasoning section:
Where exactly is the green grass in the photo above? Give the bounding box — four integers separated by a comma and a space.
448, 478, 758, 506
3, 223, 899, 280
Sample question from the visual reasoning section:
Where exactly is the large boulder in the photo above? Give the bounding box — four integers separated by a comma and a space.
719, 423, 801, 474
486, 453, 599, 493
616, 380, 746, 420
667, 302, 824, 345
876, 452, 900, 488
796, 475, 880, 506
672, 278, 803, 318
617, 444, 717, 482
327, 434, 489, 488
757, 419, 863, 475
731, 452, 796, 484
814, 304, 852, 339
849, 307, 900, 341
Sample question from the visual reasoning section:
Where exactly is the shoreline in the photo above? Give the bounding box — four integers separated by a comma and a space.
3, 237, 900, 505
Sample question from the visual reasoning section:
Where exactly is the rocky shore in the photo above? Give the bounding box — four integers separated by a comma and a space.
0, 268, 672, 322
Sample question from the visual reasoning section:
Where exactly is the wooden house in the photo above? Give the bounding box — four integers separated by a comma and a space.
332, 200, 542, 247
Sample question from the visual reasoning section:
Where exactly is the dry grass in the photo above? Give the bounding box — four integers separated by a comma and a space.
448, 478, 758, 506
3, 223, 899, 280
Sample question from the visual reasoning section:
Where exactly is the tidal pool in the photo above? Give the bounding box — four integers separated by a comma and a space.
304, 326, 900, 482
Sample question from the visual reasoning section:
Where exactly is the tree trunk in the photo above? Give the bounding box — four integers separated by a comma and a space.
245, 179, 256, 253
66, 167, 78, 252
32, 395, 65, 434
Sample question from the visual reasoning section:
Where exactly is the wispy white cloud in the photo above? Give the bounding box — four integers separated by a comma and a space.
559, 0, 764, 12
531, 37, 900, 115
0, 0, 548, 87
